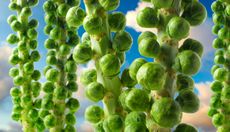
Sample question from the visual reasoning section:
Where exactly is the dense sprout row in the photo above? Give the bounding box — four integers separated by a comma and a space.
209, 0, 230, 131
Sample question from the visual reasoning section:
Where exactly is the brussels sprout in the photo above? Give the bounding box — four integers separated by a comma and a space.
80, 69, 97, 85
66, 113, 76, 125
211, 81, 223, 93
45, 68, 59, 82
151, 98, 182, 128
42, 81, 55, 93
182, 2, 207, 26
222, 85, 230, 100
28, 109, 39, 121
9, 68, 19, 77
7, 15, 17, 25
137, 7, 158, 28
213, 68, 228, 81
176, 90, 200, 113
119, 89, 131, 111
214, 55, 226, 64
218, 27, 230, 40
98, 0, 119, 11
13, 76, 25, 86
66, 98, 80, 112
59, 44, 71, 56
174, 51, 201, 75
10, 87, 21, 97
138, 38, 160, 58
117, 52, 126, 66
103, 115, 123, 132
174, 123, 197, 132
176, 74, 194, 91
212, 113, 224, 127
108, 12, 126, 32
125, 111, 146, 126
67, 81, 78, 92
167, 17, 190, 40
210, 94, 222, 109
73, 43, 92, 64
83, 15, 103, 35
64, 125, 76, 132
179, 38, 203, 57
44, 114, 56, 128
124, 122, 148, 132
217, 126, 230, 132
129, 58, 147, 80
53, 86, 67, 100
7, 34, 19, 44
66, 7, 86, 27
99, 54, 120, 77
151, 0, 173, 8
64, 61, 77, 73
138, 31, 157, 44
44, 39, 56, 49
211, 1, 225, 13
94, 121, 105, 132
11, 112, 21, 121
211, 65, 220, 75
85, 105, 104, 123
136, 62, 166, 90
86, 82, 105, 102
208, 108, 218, 117
212, 25, 222, 35
121, 69, 137, 88
113, 31, 133, 52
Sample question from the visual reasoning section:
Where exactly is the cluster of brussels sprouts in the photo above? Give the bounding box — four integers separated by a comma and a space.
7, 0, 42, 131
128, 0, 206, 131
209, 0, 230, 131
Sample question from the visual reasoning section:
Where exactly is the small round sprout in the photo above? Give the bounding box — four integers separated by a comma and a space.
41, 94, 54, 110
176, 90, 200, 113
121, 69, 137, 88
94, 121, 105, 132
66, 98, 80, 112
98, 0, 119, 11
31, 81, 42, 97
42, 81, 55, 93
85, 105, 104, 123
174, 123, 198, 132
212, 25, 222, 35
34, 99, 42, 108
7, 15, 17, 25
65, 113, 76, 125
213, 68, 227, 81
10, 20, 22, 32
212, 113, 224, 127
138, 31, 157, 44
39, 109, 50, 118
9, 67, 19, 77
80, 69, 97, 85
174, 51, 201, 75
44, 25, 53, 35
10, 87, 21, 97
20, 7, 32, 18
21, 95, 33, 106
43, 1, 56, 14
222, 85, 230, 100
83, 15, 103, 35
151, 97, 182, 128
44, 39, 56, 49
66, 7, 86, 27
210, 94, 222, 109
108, 12, 126, 32
167, 17, 190, 40
151, 0, 173, 8
217, 126, 230, 132
176, 74, 194, 91
103, 115, 123, 131
50, 27, 64, 40
137, 7, 158, 28
136, 62, 166, 90
119, 89, 131, 111
54, 86, 67, 100
27, 28, 38, 39
31, 70, 41, 81
179, 38, 204, 57
9, 54, 20, 65
112, 31, 133, 52
11, 112, 21, 121
73, 43, 92, 64
64, 125, 76, 132
59, 44, 71, 56
218, 27, 230, 40
210, 81, 223, 93
211, 1, 225, 13
65, 61, 77, 73
124, 123, 148, 132
28, 109, 39, 121
35, 118, 45, 132
8, 2, 18, 11
67, 81, 78, 92
44, 114, 56, 128
29, 40, 38, 50
129, 58, 147, 80
7, 34, 19, 44
208, 108, 218, 117
23, 62, 34, 74
86, 82, 105, 102
125, 88, 150, 111
138, 38, 160, 58
99, 54, 120, 77
211, 65, 220, 75
67, 73, 77, 81
57, 3, 70, 17
125, 111, 146, 126
13, 76, 25, 86
28, 19, 39, 29
45, 68, 59, 82
182, 2, 207, 26
214, 55, 225, 64
45, 14, 57, 25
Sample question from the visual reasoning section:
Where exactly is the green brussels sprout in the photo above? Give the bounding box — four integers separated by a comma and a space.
42, 81, 55, 93
213, 68, 227, 81
211, 1, 225, 13
167, 17, 190, 40
73, 43, 92, 64
29, 40, 38, 50
45, 68, 59, 82
103, 115, 123, 132
11, 112, 21, 121
28, 19, 39, 29
57, 3, 70, 17
121, 69, 137, 88
208, 108, 218, 117
67, 81, 78, 92
12, 97, 21, 105
151, 98, 182, 128
80, 69, 97, 85
8, 2, 19, 11
182, 2, 207, 26
23, 62, 34, 74
136, 62, 166, 90
43, 1, 56, 14
174, 51, 201, 75
214, 55, 225, 64
125, 88, 150, 111
212, 25, 222, 35
7, 15, 17, 25
66, 0, 80, 6
85, 105, 104, 123
179, 38, 203, 57
81, 32, 91, 43
13, 104, 23, 113
31, 70, 41, 81
151, 0, 173, 8
65, 61, 77, 73
86, 82, 105, 102
212, 38, 225, 49
13, 76, 25, 86
21, 95, 33, 106
99, 54, 120, 77
113, 31, 133, 52
27, 28, 38, 40
117, 52, 125, 66
11, 20, 22, 31
210, 94, 222, 109
7, 34, 19, 44
210, 81, 223, 93
211, 65, 220, 75
44, 25, 53, 35
94, 121, 105, 132
124, 123, 148, 132
9, 67, 19, 77
138, 38, 160, 58
10, 87, 21, 97
174, 123, 197, 132
35, 118, 45, 131
176, 90, 200, 113
137, 7, 158, 28
41, 94, 54, 110
53, 86, 67, 100
222, 85, 230, 99
64, 125, 76, 132
44, 114, 56, 128
20, 7, 32, 18
9, 54, 20, 65
59, 44, 71, 56
34, 98, 42, 108
212, 113, 224, 127
125, 111, 146, 126
215, 50, 224, 56
108, 12, 126, 32
65, 113, 76, 125
119, 89, 131, 111
66, 7, 86, 27
217, 126, 230, 132
218, 27, 230, 40
176, 74, 194, 91
83, 15, 103, 35
45, 39, 56, 49
138, 31, 157, 44
213, 14, 225, 25
66, 98, 80, 112
28, 109, 39, 121
98, 0, 119, 11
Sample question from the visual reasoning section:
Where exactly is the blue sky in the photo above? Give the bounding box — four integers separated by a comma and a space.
0, 0, 217, 131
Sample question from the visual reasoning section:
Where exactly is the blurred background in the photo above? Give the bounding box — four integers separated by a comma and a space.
0, 0, 216, 131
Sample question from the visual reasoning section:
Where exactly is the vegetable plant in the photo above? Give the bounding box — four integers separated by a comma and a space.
209, 0, 230, 131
